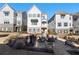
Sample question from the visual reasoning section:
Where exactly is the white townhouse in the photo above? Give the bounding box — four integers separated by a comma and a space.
27, 5, 48, 34
0, 4, 48, 33
48, 11, 73, 34
0, 4, 15, 32
0, 4, 27, 32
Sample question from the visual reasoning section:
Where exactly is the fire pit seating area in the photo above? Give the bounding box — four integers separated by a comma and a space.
6, 34, 55, 53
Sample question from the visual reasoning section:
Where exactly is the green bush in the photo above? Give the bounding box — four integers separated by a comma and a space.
48, 29, 57, 35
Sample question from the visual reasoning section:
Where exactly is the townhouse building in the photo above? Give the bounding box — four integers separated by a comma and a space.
27, 5, 48, 34
73, 13, 79, 34
0, 4, 15, 32
0, 4, 48, 34
15, 11, 23, 32
0, 4, 27, 32
15, 11, 27, 32
48, 11, 73, 34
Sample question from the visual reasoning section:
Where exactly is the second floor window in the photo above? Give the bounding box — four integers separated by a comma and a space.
64, 22, 68, 26
42, 16, 45, 19
31, 19, 38, 25
33, 14, 36, 17
58, 22, 61, 27
70, 23, 71, 26
4, 11, 10, 16
4, 21, 10, 24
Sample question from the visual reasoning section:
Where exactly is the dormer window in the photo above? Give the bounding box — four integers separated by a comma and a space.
4, 11, 10, 16
61, 14, 65, 19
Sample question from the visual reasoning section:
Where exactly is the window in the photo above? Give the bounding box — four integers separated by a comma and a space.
1, 28, 4, 31
64, 22, 68, 26
61, 14, 65, 19
29, 29, 31, 32
4, 11, 10, 16
29, 14, 36, 17
31, 19, 38, 25
33, 28, 35, 32
58, 22, 61, 27
33, 14, 36, 17
70, 23, 71, 26
37, 29, 39, 31
31, 22, 37, 25
42, 16, 45, 19
16, 13, 17, 16
42, 21, 47, 24
4, 21, 10, 24
17, 21, 21, 25
6, 28, 8, 31
16, 13, 20, 16
69, 16, 71, 20
37, 14, 40, 17
29, 14, 32, 17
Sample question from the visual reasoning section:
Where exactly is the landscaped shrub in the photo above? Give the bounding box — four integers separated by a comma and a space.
48, 29, 57, 35
63, 36, 67, 39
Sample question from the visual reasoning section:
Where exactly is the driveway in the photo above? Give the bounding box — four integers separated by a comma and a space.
53, 39, 70, 55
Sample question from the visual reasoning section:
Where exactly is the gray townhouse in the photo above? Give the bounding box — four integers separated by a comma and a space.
73, 13, 79, 34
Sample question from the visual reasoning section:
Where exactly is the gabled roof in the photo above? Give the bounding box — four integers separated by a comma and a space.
27, 5, 41, 13
0, 3, 15, 11
55, 11, 73, 15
